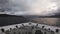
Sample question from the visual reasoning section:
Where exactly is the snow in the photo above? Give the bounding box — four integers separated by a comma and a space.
0, 22, 60, 34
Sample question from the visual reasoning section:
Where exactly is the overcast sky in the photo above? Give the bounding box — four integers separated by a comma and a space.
0, 0, 60, 16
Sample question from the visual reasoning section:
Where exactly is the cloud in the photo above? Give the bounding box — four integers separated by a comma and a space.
0, 0, 60, 16
0, 0, 9, 9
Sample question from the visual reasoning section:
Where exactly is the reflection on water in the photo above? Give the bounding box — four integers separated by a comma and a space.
32, 18, 60, 26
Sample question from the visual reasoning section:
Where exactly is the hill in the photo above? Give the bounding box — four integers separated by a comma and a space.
0, 14, 29, 26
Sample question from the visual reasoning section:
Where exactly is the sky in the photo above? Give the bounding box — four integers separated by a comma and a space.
0, 0, 60, 16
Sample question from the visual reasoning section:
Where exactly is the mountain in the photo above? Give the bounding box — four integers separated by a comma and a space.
0, 14, 29, 26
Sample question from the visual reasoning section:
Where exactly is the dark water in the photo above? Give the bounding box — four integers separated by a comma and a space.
32, 18, 60, 26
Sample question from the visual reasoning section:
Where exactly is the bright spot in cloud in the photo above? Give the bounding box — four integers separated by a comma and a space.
47, 3, 58, 11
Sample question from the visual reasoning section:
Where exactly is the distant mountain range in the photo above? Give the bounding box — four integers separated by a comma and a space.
24, 15, 60, 18
0, 14, 24, 17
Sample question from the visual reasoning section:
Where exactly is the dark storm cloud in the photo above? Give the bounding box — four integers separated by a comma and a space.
0, 0, 60, 16
0, 0, 9, 9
